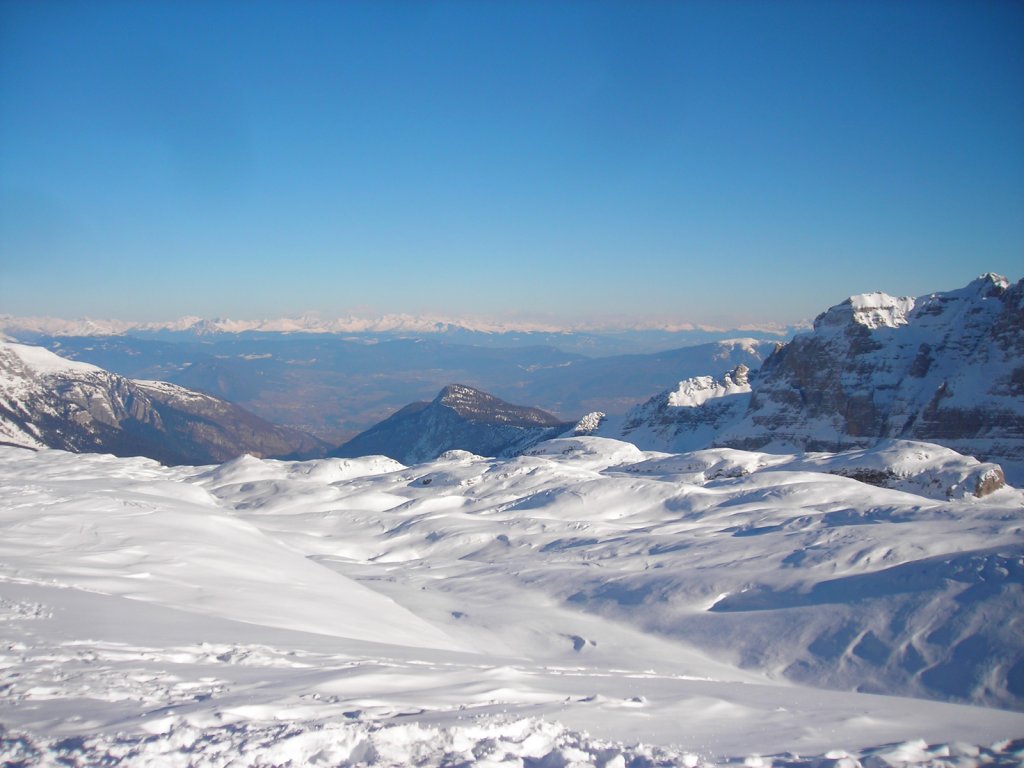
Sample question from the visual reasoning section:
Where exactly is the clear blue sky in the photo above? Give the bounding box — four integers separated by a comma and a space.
1, 0, 1021, 326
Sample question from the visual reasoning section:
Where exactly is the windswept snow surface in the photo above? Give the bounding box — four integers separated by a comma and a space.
1, 440, 1022, 766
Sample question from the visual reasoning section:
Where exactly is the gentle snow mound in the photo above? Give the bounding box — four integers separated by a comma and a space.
621, 441, 1006, 500
793, 440, 1007, 499
525, 436, 646, 471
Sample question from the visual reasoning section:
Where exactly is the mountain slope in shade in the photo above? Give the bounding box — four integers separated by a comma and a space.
0, 342, 328, 464
334, 383, 572, 464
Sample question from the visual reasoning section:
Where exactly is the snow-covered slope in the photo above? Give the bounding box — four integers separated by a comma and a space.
1, 440, 1021, 766
0, 449, 459, 650
334, 384, 571, 464
0, 341, 327, 464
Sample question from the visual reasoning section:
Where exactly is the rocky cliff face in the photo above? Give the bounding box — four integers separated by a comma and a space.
0, 342, 327, 464
334, 384, 572, 464
588, 275, 1022, 486
715, 274, 1024, 482
602, 364, 754, 453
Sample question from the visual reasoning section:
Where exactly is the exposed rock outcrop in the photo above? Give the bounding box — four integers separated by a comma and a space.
600, 364, 753, 453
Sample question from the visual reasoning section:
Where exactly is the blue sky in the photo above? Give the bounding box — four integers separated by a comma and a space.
1, 0, 1021, 326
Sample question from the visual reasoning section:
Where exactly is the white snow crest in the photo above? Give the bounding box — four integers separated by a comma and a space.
0, 313, 804, 337
133, 379, 216, 404
667, 365, 751, 408
0, 341, 102, 375
814, 292, 916, 331
573, 411, 607, 434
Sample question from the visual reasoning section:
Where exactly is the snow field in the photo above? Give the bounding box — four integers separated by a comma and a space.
0, 439, 1022, 766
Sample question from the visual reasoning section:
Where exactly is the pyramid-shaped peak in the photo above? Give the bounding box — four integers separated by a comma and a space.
434, 384, 565, 426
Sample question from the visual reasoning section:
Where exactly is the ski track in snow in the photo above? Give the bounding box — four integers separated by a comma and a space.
1, 440, 1022, 766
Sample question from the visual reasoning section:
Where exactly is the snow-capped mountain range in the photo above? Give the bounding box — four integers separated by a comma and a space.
723, 274, 1024, 461
590, 274, 1024, 484
0, 312, 799, 338
0, 341, 327, 464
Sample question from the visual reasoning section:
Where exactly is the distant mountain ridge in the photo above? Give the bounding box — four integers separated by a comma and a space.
334, 384, 571, 464
12, 334, 771, 442
8, 274, 1019, 479
0, 312, 800, 338
0, 342, 327, 464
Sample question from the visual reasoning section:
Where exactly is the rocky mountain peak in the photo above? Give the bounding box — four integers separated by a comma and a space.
969, 272, 1010, 294
728, 363, 750, 387
436, 383, 490, 408
810, 274, 1013, 338
572, 411, 607, 435
601, 363, 755, 453
716, 273, 1024, 482
592, 273, 1022, 484
335, 384, 571, 463
435, 384, 566, 427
